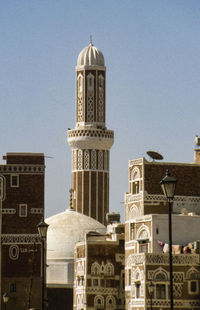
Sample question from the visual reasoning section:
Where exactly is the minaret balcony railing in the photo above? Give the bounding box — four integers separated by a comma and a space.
68, 128, 114, 139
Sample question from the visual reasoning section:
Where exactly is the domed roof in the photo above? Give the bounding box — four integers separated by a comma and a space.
77, 43, 105, 67
46, 208, 106, 260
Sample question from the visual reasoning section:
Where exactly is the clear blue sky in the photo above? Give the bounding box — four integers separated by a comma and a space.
1, 1, 200, 220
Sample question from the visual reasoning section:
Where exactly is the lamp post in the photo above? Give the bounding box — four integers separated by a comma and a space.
37, 219, 49, 310
3, 293, 9, 310
147, 281, 154, 310
160, 170, 177, 310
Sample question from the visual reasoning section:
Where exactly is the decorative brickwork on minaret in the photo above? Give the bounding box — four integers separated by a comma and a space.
67, 43, 114, 225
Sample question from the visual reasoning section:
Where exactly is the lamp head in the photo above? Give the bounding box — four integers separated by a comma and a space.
147, 281, 154, 295
160, 170, 177, 201
3, 293, 9, 303
37, 219, 49, 239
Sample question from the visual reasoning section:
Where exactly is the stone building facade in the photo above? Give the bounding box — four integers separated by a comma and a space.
125, 151, 200, 310
67, 43, 114, 225
0, 152, 45, 310
74, 222, 125, 310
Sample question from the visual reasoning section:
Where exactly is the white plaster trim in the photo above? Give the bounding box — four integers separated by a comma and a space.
0, 165, 44, 174
19, 204, 27, 217
2, 234, 41, 244
2, 208, 16, 214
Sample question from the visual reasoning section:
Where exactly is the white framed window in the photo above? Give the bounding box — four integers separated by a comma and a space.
105, 263, 114, 276
138, 240, 149, 253
77, 74, 83, 93
19, 204, 27, 217
9, 245, 19, 260
91, 262, 100, 276
130, 222, 135, 240
130, 167, 141, 194
156, 284, 166, 299
10, 174, 19, 187
94, 295, 104, 309
92, 278, 99, 286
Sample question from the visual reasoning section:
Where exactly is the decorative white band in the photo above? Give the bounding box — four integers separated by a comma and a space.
2, 234, 41, 244
0, 165, 45, 174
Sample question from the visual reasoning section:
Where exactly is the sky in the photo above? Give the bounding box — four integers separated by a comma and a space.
0, 1, 200, 221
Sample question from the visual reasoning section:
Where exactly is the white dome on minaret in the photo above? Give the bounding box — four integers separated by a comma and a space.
77, 43, 104, 67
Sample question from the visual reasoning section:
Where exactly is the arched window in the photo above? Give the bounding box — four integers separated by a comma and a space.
137, 225, 150, 253
106, 295, 116, 308
130, 167, 141, 194
105, 263, 114, 276
135, 272, 141, 298
87, 73, 94, 90
77, 74, 83, 93
94, 295, 104, 309
154, 270, 168, 299
91, 262, 100, 276
98, 74, 104, 89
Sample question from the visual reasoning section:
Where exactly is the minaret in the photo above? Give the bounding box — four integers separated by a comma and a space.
67, 43, 114, 225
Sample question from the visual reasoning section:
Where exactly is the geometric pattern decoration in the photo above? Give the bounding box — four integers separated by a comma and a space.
84, 150, 89, 169
98, 74, 104, 122
98, 150, 103, 170
78, 150, 83, 170
87, 73, 94, 122
91, 150, 97, 170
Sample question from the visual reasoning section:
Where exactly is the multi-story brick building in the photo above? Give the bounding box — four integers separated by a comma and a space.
125, 149, 200, 310
0, 152, 45, 310
74, 221, 125, 310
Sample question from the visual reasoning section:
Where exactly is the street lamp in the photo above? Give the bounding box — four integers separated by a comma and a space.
160, 170, 177, 310
3, 293, 9, 310
147, 281, 154, 310
37, 219, 49, 310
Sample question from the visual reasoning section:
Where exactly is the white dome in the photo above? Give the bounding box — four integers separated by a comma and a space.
77, 43, 105, 67
46, 208, 106, 260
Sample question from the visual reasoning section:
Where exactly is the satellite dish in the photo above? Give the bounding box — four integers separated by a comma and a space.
147, 151, 163, 161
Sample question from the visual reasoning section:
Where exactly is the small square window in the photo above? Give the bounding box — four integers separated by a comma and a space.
19, 204, 27, 217
10, 175, 19, 187
93, 279, 99, 286
139, 240, 149, 253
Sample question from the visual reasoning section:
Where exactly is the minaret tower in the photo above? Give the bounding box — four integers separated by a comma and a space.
67, 42, 114, 225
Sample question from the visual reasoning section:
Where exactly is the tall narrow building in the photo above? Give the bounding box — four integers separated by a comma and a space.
67, 43, 114, 224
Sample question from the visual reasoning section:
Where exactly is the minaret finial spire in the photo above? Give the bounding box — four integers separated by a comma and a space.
90, 35, 93, 45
